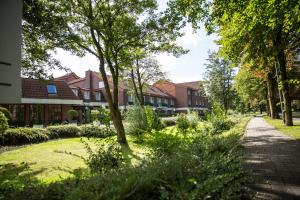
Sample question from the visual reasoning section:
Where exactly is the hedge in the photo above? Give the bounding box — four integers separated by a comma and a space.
80, 125, 115, 138
0, 128, 49, 146
46, 125, 81, 139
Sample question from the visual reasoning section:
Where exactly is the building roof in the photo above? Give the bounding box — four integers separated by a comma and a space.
145, 86, 170, 97
54, 72, 80, 82
175, 81, 202, 90
22, 78, 79, 100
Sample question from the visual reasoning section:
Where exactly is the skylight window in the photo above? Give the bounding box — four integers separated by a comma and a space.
47, 85, 57, 94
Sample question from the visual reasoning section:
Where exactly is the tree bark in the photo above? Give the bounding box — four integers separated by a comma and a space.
267, 72, 279, 119
136, 61, 144, 107
278, 49, 293, 126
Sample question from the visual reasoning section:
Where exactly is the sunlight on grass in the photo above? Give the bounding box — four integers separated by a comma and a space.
263, 116, 300, 140
0, 136, 149, 183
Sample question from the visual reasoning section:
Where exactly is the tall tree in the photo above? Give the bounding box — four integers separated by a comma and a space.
168, 0, 300, 125
126, 55, 166, 107
204, 52, 235, 112
24, 0, 184, 144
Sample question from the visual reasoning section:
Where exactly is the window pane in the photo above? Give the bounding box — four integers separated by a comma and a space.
47, 85, 57, 94
48, 105, 61, 124
30, 105, 44, 125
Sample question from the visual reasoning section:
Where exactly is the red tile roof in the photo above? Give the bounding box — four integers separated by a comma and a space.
22, 78, 79, 100
175, 81, 202, 90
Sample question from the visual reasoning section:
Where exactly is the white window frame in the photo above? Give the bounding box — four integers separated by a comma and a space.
84, 90, 90, 100
150, 96, 154, 103
72, 88, 78, 96
95, 92, 101, 101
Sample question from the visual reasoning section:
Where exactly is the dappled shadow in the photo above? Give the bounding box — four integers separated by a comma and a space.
0, 162, 46, 199
243, 117, 300, 199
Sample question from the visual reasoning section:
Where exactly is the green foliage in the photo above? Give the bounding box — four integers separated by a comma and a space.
0, 117, 251, 199
145, 106, 164, 130
80, 125, 115, 138
176, 113, 190, 132
0, 112, 9, 135
46, 125, 81, 139
125, 106, 148, 136
208, 104, 235, 135
67, 109, 79, 120
82, 140, 124, 174
0, 107, 11, 121
1, 128, 49, 146
162, 119, 176, 126
187, 112, 199, 130
98, 107, 111, 127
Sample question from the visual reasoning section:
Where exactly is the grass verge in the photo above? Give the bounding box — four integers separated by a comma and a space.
263, 116, 300, 140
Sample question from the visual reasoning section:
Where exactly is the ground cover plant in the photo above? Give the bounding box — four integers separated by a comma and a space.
0, 114, 251, 200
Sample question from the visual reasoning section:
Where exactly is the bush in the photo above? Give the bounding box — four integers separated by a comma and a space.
82, 140, 124, 173
187, 112, 199, 130
176, 113, 189, 132
145, 106, 165, 130
125, 105, 148, 135
80, 125, 115, 138
1, 128, 49, 146
67, 109, 79, 120
0, 107, 11, 121
46, 125, 80, 139
162, 119, 176, 126
208, 104, 235, 135
0, 111, 9, 134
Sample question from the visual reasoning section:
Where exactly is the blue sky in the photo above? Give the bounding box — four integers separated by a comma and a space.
53, 0, 218, 83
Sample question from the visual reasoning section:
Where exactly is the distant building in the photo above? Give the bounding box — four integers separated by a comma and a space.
1, 70, 209, 127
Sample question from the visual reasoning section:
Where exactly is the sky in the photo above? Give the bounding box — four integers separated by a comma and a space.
52, 0, 219, 83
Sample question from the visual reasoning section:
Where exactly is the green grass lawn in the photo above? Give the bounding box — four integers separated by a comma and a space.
0, 136, 149, 183
263, 116, 300, 140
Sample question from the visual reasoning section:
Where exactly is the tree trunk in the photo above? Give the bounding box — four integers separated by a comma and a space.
267, 72, 279, 119
266, 98, 271, 117
136, 62, 144, 107
278, 49, 293, 126
99, 63, 128, 144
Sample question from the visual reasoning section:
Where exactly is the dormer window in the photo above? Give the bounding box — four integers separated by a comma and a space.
47, 85, 57, 95
72, 88, 78, 96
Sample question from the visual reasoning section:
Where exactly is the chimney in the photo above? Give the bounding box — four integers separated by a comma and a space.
85, 70, 93, 99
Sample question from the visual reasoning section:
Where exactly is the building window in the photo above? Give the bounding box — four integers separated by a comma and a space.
95, 92, 101, 101
128, 94, 134, 104
72, 88, 78, 96
47, 85, 57, 94
99, 81, 104, 88
187, 90, 191, 95
163, 98, 168, 107
170, 99, 174, 106
30, 105, 44, 125
188, 98, 192, 107
84, 90, 90, 100
157, 97, 162, 106
150, 96, 154, 104
48, 105, 62, 124
8, 105, 25, 126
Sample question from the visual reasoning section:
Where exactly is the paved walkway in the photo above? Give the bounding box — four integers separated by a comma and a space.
243, 117, 300, 199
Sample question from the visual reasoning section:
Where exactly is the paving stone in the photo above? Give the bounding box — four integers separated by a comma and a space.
243, 117, 300, 199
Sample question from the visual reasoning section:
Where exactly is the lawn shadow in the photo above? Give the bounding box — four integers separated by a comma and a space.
0, 162, 46, 199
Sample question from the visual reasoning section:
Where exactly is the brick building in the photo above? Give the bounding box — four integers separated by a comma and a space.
1, 78, 82, 127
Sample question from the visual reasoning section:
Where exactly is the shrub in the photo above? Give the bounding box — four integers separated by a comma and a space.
46, 125, 80, 139
0, 111, 9, 134
125, 105, 148, 135
145, 106, 164, 130
67, 109, 79, 120
82, 140, 124, 173
187, 112, 199, 130
98, 107, 111, 127
0, 107, 11, 121
176, 113, 189, 132
80, 125, 115, 138
1, 128, 49, 146
162, 119, 176, 126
